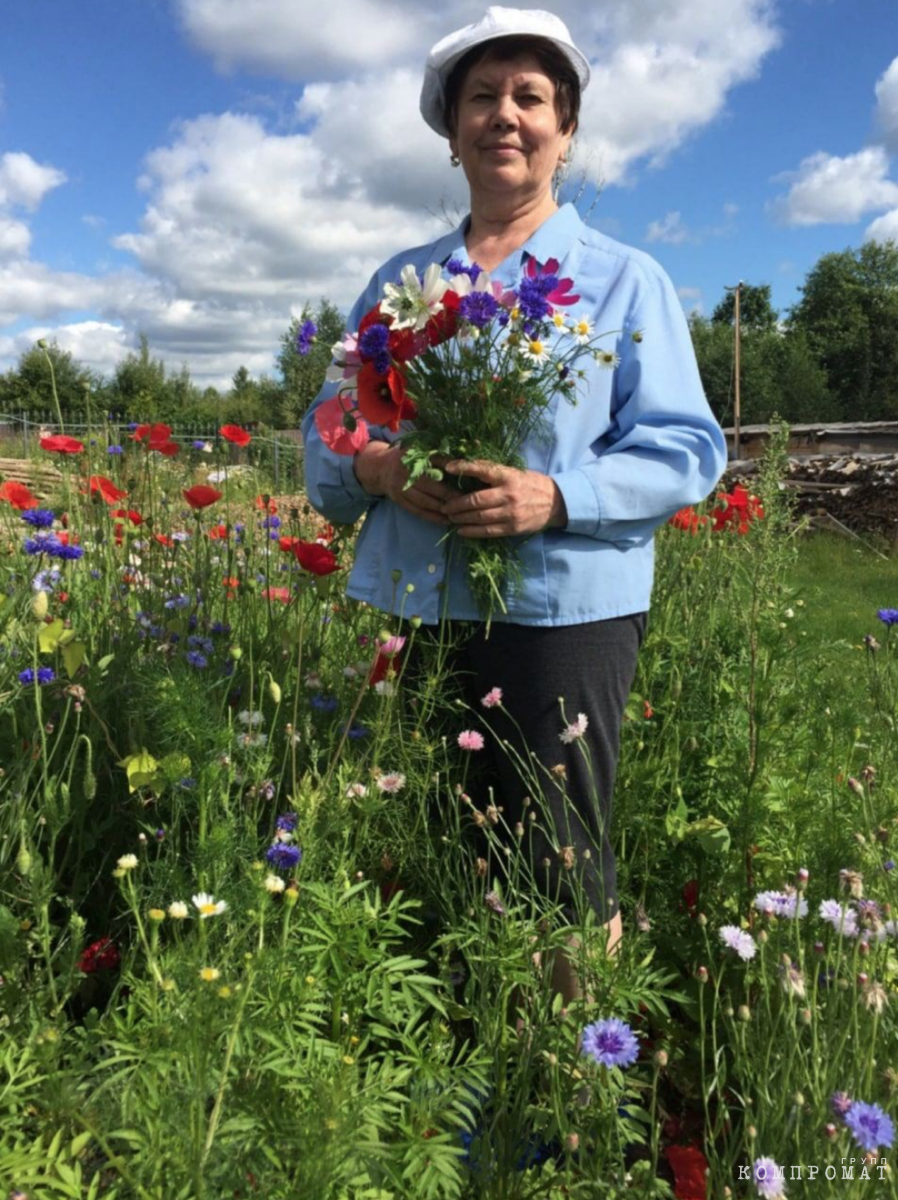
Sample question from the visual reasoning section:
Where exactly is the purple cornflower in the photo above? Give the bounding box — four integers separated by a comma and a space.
185, 651, 208, 669
843, 1101, 894, 1152
752, 1157, 786, 1198
718, 925, 757, 960
52, 543, 83, 561
310, 693, 338, 713
266, 842, 302, 870
19, 667, 55, 685
21, 509, 55, 529
107, 444, 124, 455
164, 594, 190, 610
358, 324, 390, 374
187, 635, 214, 654
753, 890, 808, 919
581, 1017, 640, 1069
877, 609, 898, 627
517, 274, 559, 322
819, 899, 858, 937
459, 291, 499, 328
192, 440, 206, 450
296, 319, 317, 356
276, 812, 298, 833
24, 535, 61, 556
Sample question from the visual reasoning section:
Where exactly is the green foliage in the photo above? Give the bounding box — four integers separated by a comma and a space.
278, 299, 346, 428
711, 282, 779, 333
788, 238, 898, 420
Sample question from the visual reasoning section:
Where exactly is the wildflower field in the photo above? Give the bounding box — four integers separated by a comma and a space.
1, 415, 897, 1200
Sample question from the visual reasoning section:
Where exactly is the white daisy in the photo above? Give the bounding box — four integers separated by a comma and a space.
520, 338, 551, 365
192, 892, 227, 919
571, 316, 594, 344
117, 854, 138, 871
168, 900, 189, 919
264, 874, 286, 894
594, 349, 620, 370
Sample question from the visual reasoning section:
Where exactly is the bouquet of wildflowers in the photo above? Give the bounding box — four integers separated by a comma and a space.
315, 257, 623, 622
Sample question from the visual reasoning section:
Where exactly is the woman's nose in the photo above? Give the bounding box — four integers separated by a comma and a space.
490, 94, 519, 128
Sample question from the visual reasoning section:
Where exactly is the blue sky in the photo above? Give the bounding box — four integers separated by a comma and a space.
1, 0, 897, 387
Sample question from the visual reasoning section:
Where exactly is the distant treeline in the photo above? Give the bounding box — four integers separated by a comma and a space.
2, 241, 897, 429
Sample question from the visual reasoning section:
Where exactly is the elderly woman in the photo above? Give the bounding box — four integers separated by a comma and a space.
301, 7, 728, 1000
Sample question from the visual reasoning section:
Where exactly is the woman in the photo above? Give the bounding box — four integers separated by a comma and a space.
301, 7, 728, 1000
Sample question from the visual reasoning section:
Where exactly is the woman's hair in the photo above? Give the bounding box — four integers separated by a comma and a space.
442, 34, 581, 138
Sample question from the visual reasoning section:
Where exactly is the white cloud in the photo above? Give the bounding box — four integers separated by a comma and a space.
645, 210, 689, 244
0, 321, 131, 380
0, 216, 30, 260
0, 152, 66, 211
875, 56, 898, 152
865, 207, 898, 243
771, 147, 898, 226
677, 286, 702, 299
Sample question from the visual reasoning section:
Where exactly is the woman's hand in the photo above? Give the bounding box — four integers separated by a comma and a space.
353, 441, 454, 526
442, 460, 568, 537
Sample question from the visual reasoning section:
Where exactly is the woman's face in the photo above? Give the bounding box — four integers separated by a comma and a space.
449, 52, 572, 209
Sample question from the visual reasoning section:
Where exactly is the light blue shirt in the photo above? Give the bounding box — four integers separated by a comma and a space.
300, 203, 728, 626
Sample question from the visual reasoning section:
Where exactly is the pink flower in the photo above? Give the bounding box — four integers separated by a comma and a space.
457, 730, 485, 751
376, 772, 406, 794
559, 713, 589, 744
379, 635, 406, 657
314, 396, 370, 456
480, 687, 503, 708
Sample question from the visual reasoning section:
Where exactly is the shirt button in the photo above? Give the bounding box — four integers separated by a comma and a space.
427, 563, 437, 574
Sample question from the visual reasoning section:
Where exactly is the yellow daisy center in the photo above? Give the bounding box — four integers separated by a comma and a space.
200, 903, 217, 915
576, 321, 590, 335
528, 340, 545, 356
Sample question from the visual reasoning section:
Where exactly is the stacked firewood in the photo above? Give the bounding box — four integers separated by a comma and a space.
721, 452, 898, 538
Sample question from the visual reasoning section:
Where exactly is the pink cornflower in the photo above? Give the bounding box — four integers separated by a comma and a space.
481, 687, 503, 708
457, 730, 485, 751
559, 713, 588, 744
379, 635, 406, 657
376, 772, 406, 794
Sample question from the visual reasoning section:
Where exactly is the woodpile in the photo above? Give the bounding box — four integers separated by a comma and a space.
723, 452, 898, 539
0, 456, 62, 496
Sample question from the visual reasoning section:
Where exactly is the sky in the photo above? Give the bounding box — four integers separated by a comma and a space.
1, 0, 897, 390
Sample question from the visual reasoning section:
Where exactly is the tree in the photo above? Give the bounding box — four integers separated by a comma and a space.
711, 283, 779, 334
276, 299, 345, 429
3, 341, 95, 418
788, 240, 898, 420
106, 334, 167, 421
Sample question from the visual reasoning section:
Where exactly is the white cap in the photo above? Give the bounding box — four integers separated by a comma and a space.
420, 6, 590, 139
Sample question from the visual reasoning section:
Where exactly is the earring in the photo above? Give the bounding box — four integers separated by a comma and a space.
450, 153, 460, 167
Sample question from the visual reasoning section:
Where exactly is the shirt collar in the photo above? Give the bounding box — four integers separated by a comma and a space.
437, 202, 583, 278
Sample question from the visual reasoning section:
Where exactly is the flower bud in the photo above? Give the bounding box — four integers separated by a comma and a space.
390, 569, 402, 583
797, 867, 809, 887
229, 645, 242, 660
653, 1050, 669, 1069
32, 591, 49, 620
737, 1005, 751, 1022
824, 1122, 838, 1139
268, 677, 282, 704
565, 1132, 580, 1153
696, 966, 709, 983
16, 843, 32, 876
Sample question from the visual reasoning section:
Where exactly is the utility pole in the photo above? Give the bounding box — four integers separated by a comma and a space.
725, 281, 743, 460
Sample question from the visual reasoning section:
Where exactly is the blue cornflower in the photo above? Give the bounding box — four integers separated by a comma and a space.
497, 308, 510, 326
21, 509, 55, 529
296, 319, 317, 356
170, 531, 190, 543
210, 621, 231, 636
19, 666, 55, 685
90, 569, 102, 579
885, 860, 896, 872
24, 535, 61, 556
177, 777, 197, 790
877, 609, 898, 626
459, 291, 499, 328
266, 842, 302, 870
52, 543, 84, 561
107, 444, 124, 455
192, 440, 206, 450
446, 258, 482, 283
164, 594, 190, 610
127, 422, 138, 431
276, 812, 298, 832
358, 324, 391, 374
263, 515, 282, 529
234, 523, 245, 534
310, 693, 339, 713
345, 724, 370, 739
843, 1100, 895, 1153
188, 635, 214, 653
186, 651, 208, 669
581, 1018, 640, 1069
517, 274, 558, 322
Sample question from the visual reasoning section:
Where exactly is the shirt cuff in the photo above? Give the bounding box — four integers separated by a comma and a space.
552, 467, 602, 537
338, 452, 374, 506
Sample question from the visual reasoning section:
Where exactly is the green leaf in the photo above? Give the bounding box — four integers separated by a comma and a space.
38, 618, 65, 653
61, 641, 86, 678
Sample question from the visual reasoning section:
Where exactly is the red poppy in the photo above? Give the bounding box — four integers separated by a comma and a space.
77, 936, 121, 974
711, 485, 764, 534
221, 424, 252, 447
255, 495, 277, 514
112, 508, 143, 526
222, 575, 239, 599
208, 523, 228, 540
316, 524, 334, 546
668, 506, 708, 534
57, 591, 68, 603
56, 530, 78, 546
130, 424, 153, 442
89, 475, 129, 505
665, 1144, 709, 1200
292, 540, 339, 576
40, 434, 85, 454
278, 535, 302, 553
183, 485, 222, 510
643, 699, 654, 719
261, 586, 291, 603
424, 288, 462, 347
154, 533, 174, 548
156, 440, 180, 457
0, 480, 38, 510
681, 879, 699, 917
356, 362, 417, 431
